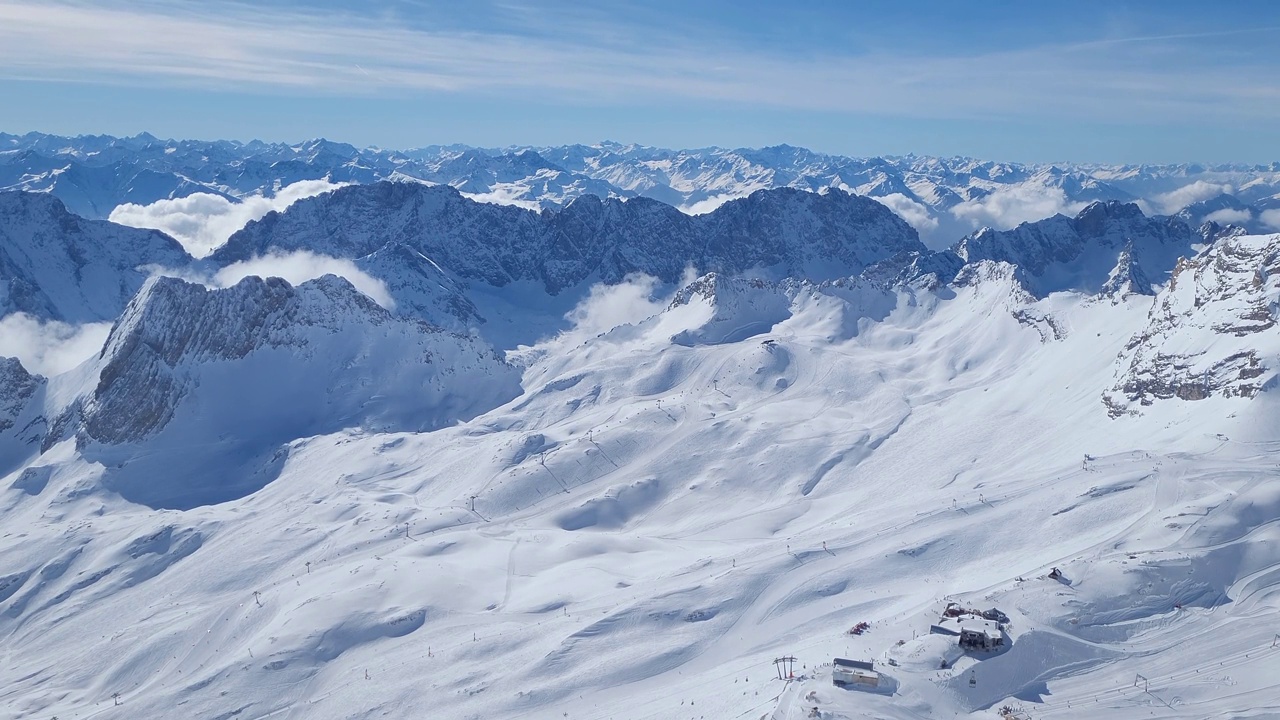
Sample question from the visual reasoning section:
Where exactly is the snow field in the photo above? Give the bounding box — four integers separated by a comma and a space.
2, 272, 1279, 719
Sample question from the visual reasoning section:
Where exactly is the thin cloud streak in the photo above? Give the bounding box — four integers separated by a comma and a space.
0, 1, 1278, 124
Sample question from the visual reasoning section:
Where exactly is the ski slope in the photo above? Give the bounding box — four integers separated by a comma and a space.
3, 264, 1279, 720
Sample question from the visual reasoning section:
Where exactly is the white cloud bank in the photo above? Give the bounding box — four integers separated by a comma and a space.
528, 269, 704, 354
1203, 208, 1253, 225
565, 273, 668, 339
1147, 181, 1234, 215
871, 193, 939, 235
950, 185, 1086, 231
110, 180, 344, 258
680, 193, 751, 216
0, 313, 112, 376
1260, 209, 1280, 230
213, 251, 395, 311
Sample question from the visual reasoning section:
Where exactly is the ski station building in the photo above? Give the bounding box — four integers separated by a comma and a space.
958, 622, 1005, 651
832, 657, 880, 688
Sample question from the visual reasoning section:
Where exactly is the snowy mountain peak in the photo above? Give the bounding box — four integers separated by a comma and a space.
6, 132, 1280, 250
1099, 242, 1154, 299
1074, 199, 1147, 232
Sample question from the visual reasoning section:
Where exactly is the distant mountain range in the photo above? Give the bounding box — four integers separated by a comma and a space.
4, 132, 1279, 247
0, 132, 1271, 516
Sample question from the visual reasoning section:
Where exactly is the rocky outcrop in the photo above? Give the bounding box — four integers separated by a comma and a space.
38, 273, 524, 508
0, 358, 41, 434
951, 201, 1199, 297
1099, 243, 1153, 299
1104, 233, 1280, 415
0, 357, 47, 475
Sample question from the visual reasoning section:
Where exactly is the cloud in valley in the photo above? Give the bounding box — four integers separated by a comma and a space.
145, 250, 396, 311
871, 193, 939, 235
213, 251, 396, 310
565, 273, 668, 338
680, 193, 752, 216
1260, 208, 1280, 230
1203, 208, 1253, 225
950, 185, 1085, 231
533, 269, 706, 352
109, 180, 345, 258
1148, 180, 1234, 215
0, 313, 112, 376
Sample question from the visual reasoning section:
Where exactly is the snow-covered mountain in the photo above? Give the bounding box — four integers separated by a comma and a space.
3, 274, 521, 509
206, 182, 922, 335
5, 132, 1280, 248
2, 147, 1280, 720
909, 200, 1207, 298
0, 191, 192, 322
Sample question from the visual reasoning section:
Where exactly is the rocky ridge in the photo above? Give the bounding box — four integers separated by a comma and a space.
213, 183, 923, 291
1105, 233, 1280, 415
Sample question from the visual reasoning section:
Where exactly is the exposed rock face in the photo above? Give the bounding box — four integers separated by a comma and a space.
860, 201, 1202, 300
0, 357, 46, 475
31, 274, 525, 508
1099, 243, 1153, 299
950, 201, 1199, 297
0, 191, 192, 322
668, 273, 796, 346
210, 182, 925, 297
354, 243, 483, 330
79, 274, 521, 447
0, 358, 41, 434
1105, 233, 1280, 415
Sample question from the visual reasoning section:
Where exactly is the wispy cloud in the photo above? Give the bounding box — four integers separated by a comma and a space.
0, 1, 1278, 125
1203, 207, 1252, 225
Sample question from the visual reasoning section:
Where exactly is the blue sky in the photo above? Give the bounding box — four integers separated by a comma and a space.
1, 0, 1278, 163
